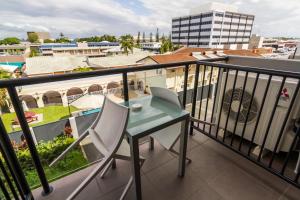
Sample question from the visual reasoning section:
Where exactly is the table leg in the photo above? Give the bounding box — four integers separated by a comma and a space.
178, 117, 189, 177
129, 136, 142, 200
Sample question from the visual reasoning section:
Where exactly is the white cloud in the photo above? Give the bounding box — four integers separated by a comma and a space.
0, 0, 299, 39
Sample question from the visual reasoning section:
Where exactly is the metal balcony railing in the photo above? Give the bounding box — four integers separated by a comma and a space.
0, 56, 300, 199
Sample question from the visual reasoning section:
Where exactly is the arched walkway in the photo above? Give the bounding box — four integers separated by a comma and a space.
42, 91, 63, 106
107, 82, 120, 89
88, 84, 103, 94
66, 87, 84, 97
19, 95, 38, 109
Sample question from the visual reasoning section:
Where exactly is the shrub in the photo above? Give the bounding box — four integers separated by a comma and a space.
15, 136, 75, 169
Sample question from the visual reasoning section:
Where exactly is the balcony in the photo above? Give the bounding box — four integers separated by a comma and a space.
31, 130, 300, 200
0, 56, 300, 200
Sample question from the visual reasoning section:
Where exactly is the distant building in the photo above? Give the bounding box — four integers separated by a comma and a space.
0, 45, 27, 55
249, 34, 264, 49
171, 2, 254, 49
290, 43, 300, 60
39, 42, 121, 57
25, 56, 90, 76
140, 42, 161, 52
136, 47, 262, 92
27, 32, 51, 43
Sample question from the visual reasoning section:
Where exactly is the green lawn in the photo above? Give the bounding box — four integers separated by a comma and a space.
0, 106, 78, 133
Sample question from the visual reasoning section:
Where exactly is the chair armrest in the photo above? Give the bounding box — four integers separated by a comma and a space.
49, 131, 89, 167
189, 117, 216, 126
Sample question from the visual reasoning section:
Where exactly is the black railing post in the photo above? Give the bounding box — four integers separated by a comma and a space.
190, 64, 200, 135
122, 72, 129, 102
0, 119, 33, 199
7, 86, 53, 196
182, 64, 189, 109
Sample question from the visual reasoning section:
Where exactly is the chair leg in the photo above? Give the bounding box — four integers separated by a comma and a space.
149, 137, 154, 151
100, 159, 114, 178
170, 149, 192, 163
119, 157, 145, 200
119, 177, 133, 200
295, 152, 300, 174
67, 159, 109, 200
112, 158, 117, 169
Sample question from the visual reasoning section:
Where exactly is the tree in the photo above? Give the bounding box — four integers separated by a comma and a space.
0, 70, 12, 114
73, 66, 92, 72
136, 32, 140, 47
60, 32, 65, 38
28, 33, 39, 43
156, 28, 159, 42
100, 34, 117, 42
0, 37, 20, 45
29, 49, 39, 57
142, 32, 146, 43
150, 32, 153, 42
54, 37, 71, 43
75, 35, 117, 43
44, 39, 54, 43
120, 34, 134, 55
160, 36, 174, 54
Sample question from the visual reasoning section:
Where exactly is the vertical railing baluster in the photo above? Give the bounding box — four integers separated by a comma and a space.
0, 177, 10, 200
0, 145, 25, 200
280, 127, 300, 174
182, 64, 189, 109
269, 80, 300, 168
0, 119, 32, 199
257, 77, 286, 162
122, 72, 129, 102
7, 86, 52, 196
223, 70, 238, 143
230, 71, 248, 146
197, 65, 206, 128
203, 66, 213, 132
247, 75, 272, 156
209, 67, 222, 136
0, 159, 19, 199
216, 68, 229, 139
238, 73, 259, 151
190, 64, 200, 135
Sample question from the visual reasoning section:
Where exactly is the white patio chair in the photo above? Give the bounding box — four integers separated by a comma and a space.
149, 87, 215, 162
49, 97, 145, 200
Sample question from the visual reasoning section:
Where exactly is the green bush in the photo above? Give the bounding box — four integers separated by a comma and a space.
16, 136, 75, 169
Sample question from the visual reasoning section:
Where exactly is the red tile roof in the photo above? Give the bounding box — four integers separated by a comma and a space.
141, 54, 197, 64
0, 55, 25, 63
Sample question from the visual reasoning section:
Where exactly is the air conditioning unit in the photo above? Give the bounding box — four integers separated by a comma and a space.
216, 71, 300, 152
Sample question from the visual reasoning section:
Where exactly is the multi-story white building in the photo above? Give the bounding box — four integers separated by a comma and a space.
171, 2, 254, 49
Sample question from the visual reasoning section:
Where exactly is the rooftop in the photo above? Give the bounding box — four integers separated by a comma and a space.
0, 55, 25, 62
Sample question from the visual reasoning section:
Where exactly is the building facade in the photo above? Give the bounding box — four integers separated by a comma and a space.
171, 3, 254, 49
39, 42, 120, 57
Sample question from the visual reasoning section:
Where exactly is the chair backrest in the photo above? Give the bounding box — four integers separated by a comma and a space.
91, 97, 129, 154
150, 87, 182, 108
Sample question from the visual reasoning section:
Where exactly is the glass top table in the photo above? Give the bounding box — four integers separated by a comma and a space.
123, 96, 190, 138
122, 95, 190, 200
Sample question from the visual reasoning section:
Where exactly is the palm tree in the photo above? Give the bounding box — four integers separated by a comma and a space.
0, 70, 12, 114
120, 35, 134, 55
160, 36, 174, 54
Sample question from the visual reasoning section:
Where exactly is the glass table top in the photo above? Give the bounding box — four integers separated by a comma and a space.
122, 96, 190, 138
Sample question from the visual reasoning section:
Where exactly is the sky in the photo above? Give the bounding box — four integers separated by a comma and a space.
0, 0, 300, 39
